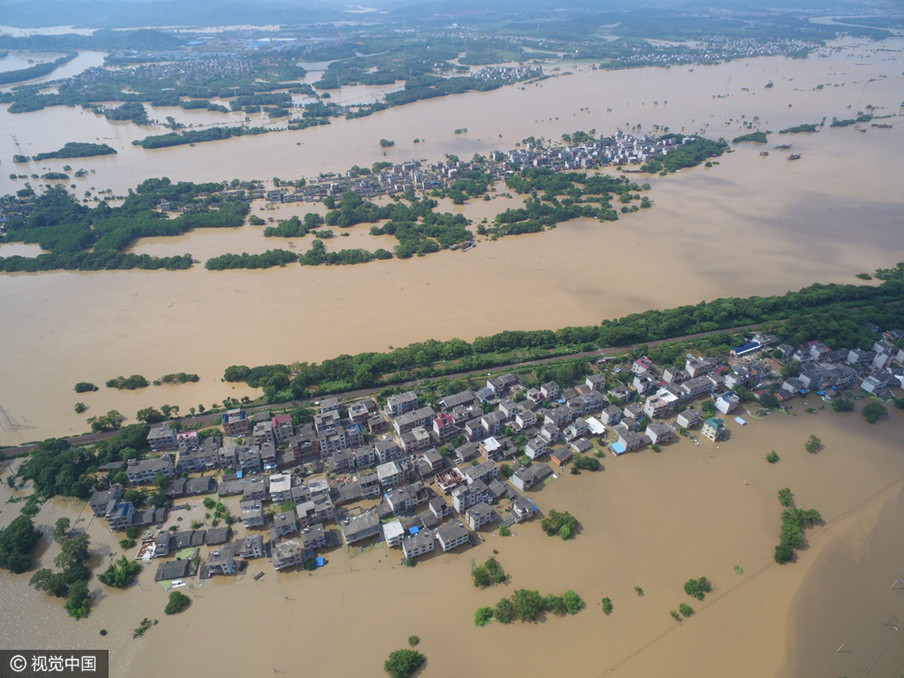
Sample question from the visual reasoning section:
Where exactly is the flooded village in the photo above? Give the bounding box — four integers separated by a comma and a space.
71, 324, 904, 593
1, 10, 904, 676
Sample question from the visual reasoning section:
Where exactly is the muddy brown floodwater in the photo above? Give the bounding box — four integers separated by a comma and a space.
1, 403, 902, 677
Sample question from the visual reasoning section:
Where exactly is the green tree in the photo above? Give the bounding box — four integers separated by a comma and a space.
862, 400, 888, 424
136, 407, 166, 424
383, 649, 425, 678
545, 594, 566, 615
52, 517, 71, 542
774, 543, 794, 564
778, 488, 794, 507
562, 589, 585, 614
541, 510, 578, 540
678, 603, 694, 617
494, 597, 514, 624
64, 580, 91, 619
511, 589, 546, 622
831, 398, 854, 412
474, 607, 494, 626
407, 635, 419, 647
98, 556, 141, 588
601, 597, 613, 615
683, 577, 712, 600
472, 565, 491, 588
805, 434, 821, 454
766, 450, 779, 464
164, 591, 191, 615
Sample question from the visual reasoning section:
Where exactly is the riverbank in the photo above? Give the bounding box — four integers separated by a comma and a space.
1, 400, 902, 677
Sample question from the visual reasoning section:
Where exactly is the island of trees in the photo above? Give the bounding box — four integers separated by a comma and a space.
0, 178, 247, 272
31, 142, 117, 161
779, 124, 819, 134
732, 131, 769, 144
0, 54, 75, 85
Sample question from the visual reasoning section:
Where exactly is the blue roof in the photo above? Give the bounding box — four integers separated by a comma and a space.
609, 441, 627, 455
408, 526, 419, 535
732, 341, 760, 354
314, 557, 325, 568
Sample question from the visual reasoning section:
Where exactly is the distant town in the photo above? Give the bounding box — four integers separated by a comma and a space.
86, 324, 904, 583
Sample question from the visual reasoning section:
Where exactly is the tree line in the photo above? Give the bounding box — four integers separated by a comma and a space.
223, 267, 904, 402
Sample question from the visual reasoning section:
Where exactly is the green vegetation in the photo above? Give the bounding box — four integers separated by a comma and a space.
499, 524, 511, 536
224, 264, 904, 403
779, 124, 819, 134
640, 136, 727, 173
0, 54, 75, 85
541, 510, 578, 540
164, 591, 191, 615
0, 514, 41, 573
98, 556, 141, 588
154, 372, 199, 385
831, 398, 854, 412
856, 272, 873, 280
132, 617, 156, 638
732, 131, 768, 144
671, 610, 681, 621
683, 577, 712, 600
778, 487, 794, 508
136, 406, 164, 422
17, 438, 96, 499
407, 635, 419, 647
573, 454, 601, 471
88, 410, 126, 432
490, 170, 641, 237
74, 382, 98, 393
602, 597, 613, 615
107, 375, 149, 390
774, 490, 821, 564
104, 102, 149, 125
263, 213, 323, 237
830, 113, 873, 127
678, 602, 695, 617
49, 518, 69, 544
862, 400, 888, 424
379, 138, 395, 148
136, 126, 271, 149
472, 557, 507, 587
32, 142, 117, 161
766, 450, 780, 463
384, 649, 425, 678
634, 586, 645, 597
474, 607, 495, 626
478, 588, 584, 627
205, 249, 299, 270
0, 180, 248, 272
805, 434, 822, 453
29, 534, 92, 618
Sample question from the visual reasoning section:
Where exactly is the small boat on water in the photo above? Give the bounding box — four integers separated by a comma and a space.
254, 572, 265, 581
774, 144, 792, 150
171, 579, 187, 588
789, 154, 802, 160
759, 151, 769, 157
871, 123, 893, 129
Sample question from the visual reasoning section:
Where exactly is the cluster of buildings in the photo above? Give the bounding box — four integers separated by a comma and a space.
229, 131, 689, 207
87, 324, 903, 583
